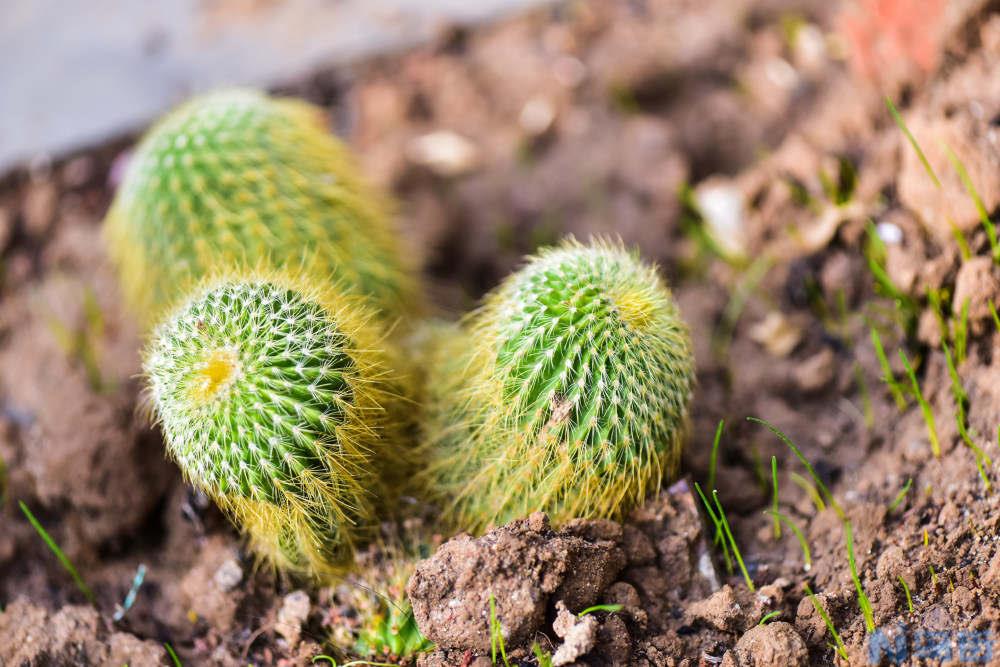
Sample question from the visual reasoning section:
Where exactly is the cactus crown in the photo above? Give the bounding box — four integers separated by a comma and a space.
106, 88, 416, 325
145, 270, 401, 577
420, 239, 694, 530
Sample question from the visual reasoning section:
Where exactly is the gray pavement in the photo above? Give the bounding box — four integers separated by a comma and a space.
0, 0, 549, 172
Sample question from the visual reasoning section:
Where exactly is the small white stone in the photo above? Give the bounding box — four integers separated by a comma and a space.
876, 221, 904, 245
275, 590, 311, 645
213, 559, 243, 592
406, 131, 480, 177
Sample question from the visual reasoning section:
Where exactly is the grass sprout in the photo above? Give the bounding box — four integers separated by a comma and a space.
312, 657, 396, 667
870, 327, 907, 410
0, 452, 6, 507
853, 362, 874, 428
489, 593, 511, 667
748, 417, 844, 520
165, 643, 182, 667
695, 482, 733, 572
954, 298, 970, 364
885, 96, 940, 187
845, 522, 875, 633
864, 222, 918, 324
758, 610, 782, 625
712, 489, 755, 591
770, 456, 781, 539
19, 501, 95, 604
578, 604, 623, 617
898, 350, 941, 457
942, 341, 991, 489
707, 419, 724, 494
532, 643, 554, 667
765, 510, 812, 571
942, 142, 1000, 262
898, 576, 914, 613
950, 220, 973, 260
888, 478, 912, 512
790, 472, 827, 513
803, 582, 849, 662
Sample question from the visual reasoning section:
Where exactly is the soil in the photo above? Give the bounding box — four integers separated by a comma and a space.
1, 0, 1000, 665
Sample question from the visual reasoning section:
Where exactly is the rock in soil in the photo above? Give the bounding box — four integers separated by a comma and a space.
721, 621, 809, 667
407, 511, 625, 653
0, 597, 166, 666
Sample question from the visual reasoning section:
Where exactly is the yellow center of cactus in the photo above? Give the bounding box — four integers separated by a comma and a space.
189, 348, 240, 406
611, 289, 657, 331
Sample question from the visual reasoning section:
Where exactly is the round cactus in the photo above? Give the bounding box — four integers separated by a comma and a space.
104, 88, 417, 326
418, 239, 694, 530
144, 270, 408, 578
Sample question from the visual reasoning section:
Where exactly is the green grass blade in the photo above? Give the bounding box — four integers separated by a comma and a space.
770, 456, 781, 539
578, 604, 623, 617
885, 97, 940, 188
748, 417, 844, 519
942, 142, 1000, 262
19, 501, 95, 604
898, 350, 941, 457
897, 576, 914, 613
954, 298, 970, 364
165, 643, 182, 667
888, 478, 912, 511
950, 219, 972, 260
532, 643, 554, 667
870, 327, 907, 410
707, 419, 724, 493
0, 452, 6, 507
803, 583, 849, 661
789, 472, 826, 513
489, 593, 510, 667
845, 522, 875, 633
766, 509, 812, 571
852, 362, 874, 428
694, 481, 732, 572
758, 610, 782, 625
712, 490, 755, 591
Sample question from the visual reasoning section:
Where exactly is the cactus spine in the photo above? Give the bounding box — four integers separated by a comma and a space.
419, 239, 694, 531
104, 88, 417, 326
144, 271, 408, 578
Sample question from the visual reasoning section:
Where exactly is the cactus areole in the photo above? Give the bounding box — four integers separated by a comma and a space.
420, 239, 695, 530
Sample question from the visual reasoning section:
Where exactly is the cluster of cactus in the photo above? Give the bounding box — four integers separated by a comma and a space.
106, 88, 695, 588
104, 88, 417, 326
417, 239, 694, 530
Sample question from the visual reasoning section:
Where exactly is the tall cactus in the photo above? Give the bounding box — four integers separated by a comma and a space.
418, 239, 694, 531
104, 88, 417, 326
144, 271, 408, 578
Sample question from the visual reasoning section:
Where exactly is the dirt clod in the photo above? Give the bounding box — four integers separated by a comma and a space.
407, 512, 625, 653
0, 597, 165, 666
721, 621, 809, 667
551, 600, 599, 665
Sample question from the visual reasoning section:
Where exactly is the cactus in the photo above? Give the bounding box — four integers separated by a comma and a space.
144, 270, 408, 578
418, 239, 694, 530
104, 88, 417, 326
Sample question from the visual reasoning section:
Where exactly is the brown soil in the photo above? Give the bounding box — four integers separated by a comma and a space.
2, 0, 1000, 665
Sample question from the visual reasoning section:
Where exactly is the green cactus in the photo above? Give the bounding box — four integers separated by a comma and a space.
418, 239, 694, 530
144, 270, 409, 578
104, 88, 417, 326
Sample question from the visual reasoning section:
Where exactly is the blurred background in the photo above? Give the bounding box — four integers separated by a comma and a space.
2, 0, 997, 664
0, 0, 548, 173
